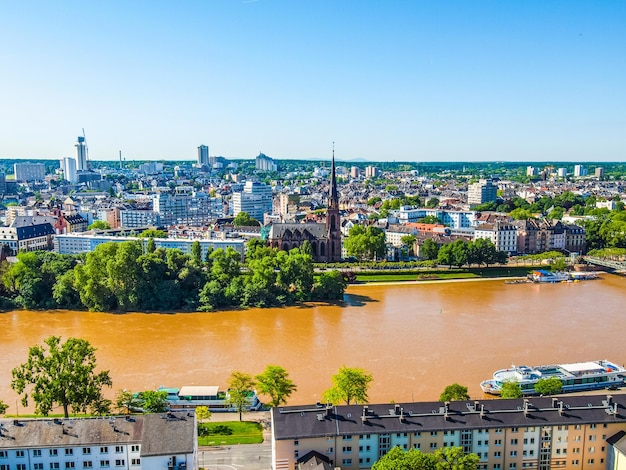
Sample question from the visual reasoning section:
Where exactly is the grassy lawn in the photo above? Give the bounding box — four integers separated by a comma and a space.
355, 266, 534, 283
198, 421, 263, 446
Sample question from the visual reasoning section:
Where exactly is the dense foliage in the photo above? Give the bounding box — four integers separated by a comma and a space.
372, 445, 479, 470
1, 240, 346, 312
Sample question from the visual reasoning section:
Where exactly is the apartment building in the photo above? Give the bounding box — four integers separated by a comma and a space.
474, 221, 519, 254
0, 412, 196, 470
272, 394, 626, 470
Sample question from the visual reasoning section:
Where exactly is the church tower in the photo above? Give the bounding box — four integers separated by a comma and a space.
326, 144, 342, 262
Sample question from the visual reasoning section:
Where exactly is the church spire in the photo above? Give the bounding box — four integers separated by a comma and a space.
330, 142, 338, 206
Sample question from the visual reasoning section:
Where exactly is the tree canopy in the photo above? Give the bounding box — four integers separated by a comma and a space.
439, 383, 470, 401
233, 211, 260, 227
534, 377, 563, 396
500, 381, 523, 399
227, 372, 256, 421
372, 445, 479, 470
88, 220, 111, 230
11, 336, 112, 418
322, 366, 373, 405
345, 225, 386, 261
255, 365, 297, 408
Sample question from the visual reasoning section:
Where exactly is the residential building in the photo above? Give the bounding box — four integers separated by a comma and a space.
119, 209, 160, 228
0, 216, 56, 255
54, 234, 244, 259
198, 144, 209, 167
595, 167, 605, 180
468, 179, 497, 206
574, 165, 587, 177
564, 224, 587, 254
365, 166, 379, 178
526, 166, 538, 177
393, 208, 477, 230
557, 168, 567, 178
13, 162, 45, 182
98, 208, 122, 229
232, 181, 273, 221
474, 221, 518, 254
272, 393, 626, 470
350, 166, 360, 179
513, 219, 566, 255
0, 412, 196, 470
385, 224, 417, 248
53, 213, 89, 234
256, 153, 278, 172
153, 190, 219, 226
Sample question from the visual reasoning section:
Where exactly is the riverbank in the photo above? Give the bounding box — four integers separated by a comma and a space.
349, 275, 527, 286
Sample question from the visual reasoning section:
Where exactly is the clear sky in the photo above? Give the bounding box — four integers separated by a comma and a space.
1, 1, 625, 162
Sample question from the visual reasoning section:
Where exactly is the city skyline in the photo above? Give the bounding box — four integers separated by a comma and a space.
1, 1, 625, 162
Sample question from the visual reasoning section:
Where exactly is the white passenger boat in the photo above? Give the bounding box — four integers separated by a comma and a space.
481, 360, 625, 395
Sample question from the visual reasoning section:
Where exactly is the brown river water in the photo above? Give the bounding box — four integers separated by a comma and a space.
1, 274, 624, 414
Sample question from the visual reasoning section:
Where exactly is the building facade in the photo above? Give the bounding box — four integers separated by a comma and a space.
198, 145, 209, 167
468, 179, 498, 206
0, 412, 196, 470
76, 135, 88, 171
153, 191, 219, 226
61, 157, 78, 183
231, 181, 273, 221
13, 162, 45, 182
272, 394, 626, 470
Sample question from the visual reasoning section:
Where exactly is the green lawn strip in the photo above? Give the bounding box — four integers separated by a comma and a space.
198, 421, 263, 446
354, 266, 534, 283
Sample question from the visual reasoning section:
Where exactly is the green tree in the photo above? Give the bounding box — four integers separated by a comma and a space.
510, 208, 532, 220
255, 365, 298, 407
500, 381, 523, 399
421, 238, 440, 260
137, 229, 168, 238
11, 336, 112, 418
437, 243, 454, 267
313, 270, 347, 300
138, 390, 169, 413
115, 389, 142, 414
0, 400, 8, 415
345, 225, 387, 261
435, 446, 480, 470
534, 377, 563, 396
233, 211, 260, 227
418, 215, 440, 224
195, 405, 212, 422
191, 240, 203, 266
426, 197, 440, 208
322, 366, 373, 405
439, 383, 470, 401
88, 220, 111, 230
227, 372, 256, 421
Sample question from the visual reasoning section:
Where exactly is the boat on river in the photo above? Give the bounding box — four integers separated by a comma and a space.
481, 360, 626, 395
528, 270, 599, 283
157, 385, 262, 412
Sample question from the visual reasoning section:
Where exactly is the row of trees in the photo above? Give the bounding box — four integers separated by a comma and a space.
439, 377, 563, 402
0, 239, 347, 312
427, 238, 508, 267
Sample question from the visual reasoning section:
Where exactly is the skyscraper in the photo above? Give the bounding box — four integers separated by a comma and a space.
76, 136, 88, 171
61, 157, 77, 183
197, 145, 209, 167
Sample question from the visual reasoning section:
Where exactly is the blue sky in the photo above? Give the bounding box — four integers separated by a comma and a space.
1, 1, 625, 162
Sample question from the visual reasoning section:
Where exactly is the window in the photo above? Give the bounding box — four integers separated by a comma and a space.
0, 452, 6, 459
512, 427, 519, 433
83, 463, 93, 469
83, 449, 91, 455
414, 443, 421, 449
100, 448, 108, 454
590, 424, 597, 429
65, 464, 75, 469
589, 435, 596, 441
510, 451, 517, 457
115, 447, 123, 454
342, 436, 352, 441
342, 447, 352, 453
65, 449, 74, 456
431, 431, 438, 436
0, 465, 9, 470
17, 465, 26, 470
587, 459, 594, 465
100, 462, 109, 468
327, 448, 333, 454
430, 443, 438, 449
50, 450, 58, 457
34, 465, 44, 470
413, 432, 421, 437
588, 447, 595, 453
494, 452, 501, 458
50, 464, 60, 470
16, 451, 24, 458
114, 461, 124, 467
494, 439, 502, 446
294, 440, 299, 446
33, 450, 42, 457
130, 460, 140, 466
571, 460, 579, 465
511, 439, 518, 445
130, 446, 139, 453
509, 464, 517, 469
342, 459, 352, 466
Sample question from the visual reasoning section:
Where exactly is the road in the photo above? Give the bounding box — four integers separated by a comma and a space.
199, 443, 272, 470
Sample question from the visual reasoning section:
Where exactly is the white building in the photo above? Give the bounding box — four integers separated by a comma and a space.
574, 164, 587, 177
0, 412, 196, 470
153, 191, 221, 226
255, 153, 277, 172
13, 162, 45, 182
467, 179, 497, 206
231, 181, 273, 221
526, 166, 538, 177
557, 167, 567, 178
54, 234, 245, 259
391, 207, 477, 229
61, 157, 78, 183
474, 221, 518, 254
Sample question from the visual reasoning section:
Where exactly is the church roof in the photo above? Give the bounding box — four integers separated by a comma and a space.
268, 223, 327, 240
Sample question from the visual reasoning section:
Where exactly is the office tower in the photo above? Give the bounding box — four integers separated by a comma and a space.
76, 136, 88, 171
231, 181, 273, 221
198, 145, 209, 167
574, 165, 587, 177
61, 157, 78, 183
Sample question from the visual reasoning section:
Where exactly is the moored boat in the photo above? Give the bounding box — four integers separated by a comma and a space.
481, 360, 625, 395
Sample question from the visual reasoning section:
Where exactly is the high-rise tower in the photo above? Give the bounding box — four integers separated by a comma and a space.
326, 143, 342, 262
198, 145, 209, 167
76, 135, 88, 171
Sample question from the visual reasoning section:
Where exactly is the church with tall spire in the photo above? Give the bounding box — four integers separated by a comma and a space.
267, 148, 342, 262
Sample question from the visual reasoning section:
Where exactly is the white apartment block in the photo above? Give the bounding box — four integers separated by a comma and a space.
13, 163, 45, 182
392, 208, 477, 229
468, 179, 497, 206
0, 412, 196, 470
473, 221, 518, 254
54, 234, 245, 259
153, 192, 220, 226
231, 181, 273, 221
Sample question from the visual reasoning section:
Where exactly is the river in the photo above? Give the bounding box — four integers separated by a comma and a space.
0, 274, 624, 414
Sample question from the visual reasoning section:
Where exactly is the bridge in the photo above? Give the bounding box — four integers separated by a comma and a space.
583, 256, 626, 273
